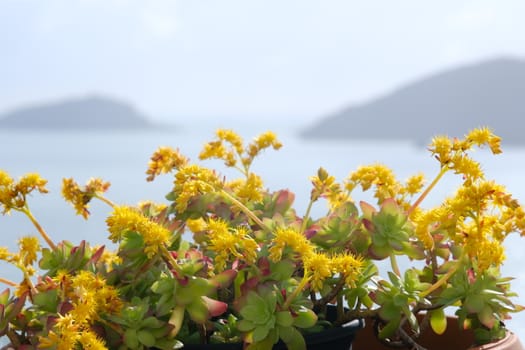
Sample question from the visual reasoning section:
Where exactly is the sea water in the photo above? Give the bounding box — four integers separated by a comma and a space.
1, 120, 525, 341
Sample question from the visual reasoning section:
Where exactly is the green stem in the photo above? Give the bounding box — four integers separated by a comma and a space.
408, 167, 448, 215
283, 273, 310, 310
22, 208, 56, 250
95, 194, 116, 208
220, 190, 272, 233
420, 261, 460, 298
390, 253, 401, 276
300, 199, 315, 234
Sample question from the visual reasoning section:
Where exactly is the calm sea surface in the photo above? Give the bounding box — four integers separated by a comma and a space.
1, 120, 525, 340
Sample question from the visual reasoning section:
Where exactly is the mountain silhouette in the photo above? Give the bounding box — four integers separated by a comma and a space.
300, 57, 525, 146
0, 95, 154, 130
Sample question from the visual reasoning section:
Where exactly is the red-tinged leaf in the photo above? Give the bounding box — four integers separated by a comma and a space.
210, 269, 237, 289
479, 305, 496, 329
274, 190, 295, 213
429, 309, 447, 335
360, 201, 376, 219
88, 245, 105, 264
362, 218, 375, 232
381, 198, 399, 214
202, 296, 228, 317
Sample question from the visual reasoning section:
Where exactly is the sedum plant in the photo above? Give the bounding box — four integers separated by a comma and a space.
0, 127, 524, 350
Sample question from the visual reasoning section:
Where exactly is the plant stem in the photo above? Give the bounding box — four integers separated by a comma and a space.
300, 199, 315, 234
283, 274, 310, 310
22, 208, 56, 250
0, 277, 17, 287
95, 194, 116, 208
419, 261, 460, 298
220, 190, 272, 233
390, 253, 401, 276
408, 167, 448, 215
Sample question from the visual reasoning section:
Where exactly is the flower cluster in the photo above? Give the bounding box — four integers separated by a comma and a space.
0, 127, 523, 350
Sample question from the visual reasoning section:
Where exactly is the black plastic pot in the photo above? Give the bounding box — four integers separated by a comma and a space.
182, 306, 364, 350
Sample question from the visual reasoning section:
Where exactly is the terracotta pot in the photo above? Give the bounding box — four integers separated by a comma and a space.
351, 317, 523, 350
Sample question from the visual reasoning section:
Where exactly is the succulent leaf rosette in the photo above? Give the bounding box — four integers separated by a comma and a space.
0, 127, 524, 349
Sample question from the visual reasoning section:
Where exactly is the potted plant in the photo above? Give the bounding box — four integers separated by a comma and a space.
0, 127, 523, 350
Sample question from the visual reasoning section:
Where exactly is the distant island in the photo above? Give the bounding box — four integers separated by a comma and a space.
300, 57, 525, 146
0, 95, 158, 130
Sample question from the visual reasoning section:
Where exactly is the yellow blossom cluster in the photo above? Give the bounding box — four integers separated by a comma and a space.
226, 173, 265, 203
309, 167, 349, 209
0, 236, 40, 292
428, 127, 501, 182
0, 170, 48, 214
106, 205, 172, 258
245, 131, 283, 163
269, 227, 363, 291
39, 270, 121, 350
199, 129, 282, 173
205, 218, 258, 271
411, 177, 525, 270
172, 164, 223, 212
62, 177, 111, 219
345, 164, 400, 203
146, 146, 189, 181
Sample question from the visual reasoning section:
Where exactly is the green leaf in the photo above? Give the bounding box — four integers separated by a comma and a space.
279, 326, 306, 350
141, 316, 164, 329
429, 308, 447, 335
137, 329, 156, 347
293, 308, 318, 328
378, 318, 400, 340
32, 289, 59, 313
124, 329, 139, 349
275, 311, 293, 327
465, 294, 485, 313
237, 319, 255, 332
252, 324, 271, 342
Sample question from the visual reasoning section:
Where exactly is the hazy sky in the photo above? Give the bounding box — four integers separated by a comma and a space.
2, 0, 525, 124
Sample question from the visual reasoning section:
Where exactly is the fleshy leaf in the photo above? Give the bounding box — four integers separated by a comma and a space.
430, 309, 447, 335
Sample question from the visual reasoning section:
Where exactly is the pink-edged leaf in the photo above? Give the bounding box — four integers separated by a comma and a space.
381, 198, 399, 214
202, 296, 228, 317
359, 201, 376, 219
210, 269, 237, 289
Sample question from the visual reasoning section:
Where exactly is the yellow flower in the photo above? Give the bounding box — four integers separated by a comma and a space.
428, 136, 453, 166
0, 171, 48, 213
230, 173, 264, 203
62, 177, 110, 219
0, 246, 14, 262
269, 227, 314, 262
172, 164, 222, 212
18, 235, 40, 266
15, 173, 48, 196
466, 127, 502, 154
449, 154, 483, 181
206, 219, 258, 270
304, 252, 332, 292
186, 218, 207, 233
217, 129, 244, 155
345, 164, 399, 203
106, 205, 171, 258
402, 173, 425, 196
199, 140, 237, 167
146, 146, 189, 181
331, 253, 364, 288
78, 330, 108, 350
